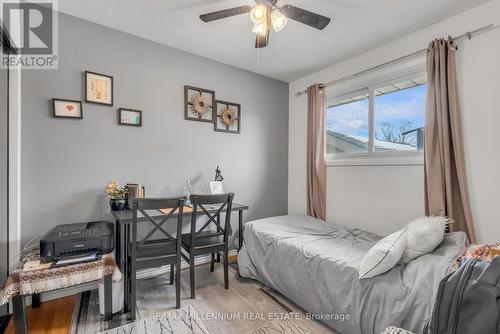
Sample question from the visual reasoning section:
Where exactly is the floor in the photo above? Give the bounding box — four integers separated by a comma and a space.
140, 265, 334, 334
6, 263, 335, 334
5, 295, 77, 334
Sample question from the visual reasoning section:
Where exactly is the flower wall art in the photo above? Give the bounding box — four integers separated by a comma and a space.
184, 85, 241, 134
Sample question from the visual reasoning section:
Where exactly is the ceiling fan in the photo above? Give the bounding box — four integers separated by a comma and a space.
199, 0, 331, 48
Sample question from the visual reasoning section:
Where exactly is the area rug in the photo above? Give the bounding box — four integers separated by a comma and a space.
69, 290, 209, 334
247, 319, 311, 334
381, 327, 414, 334
98, 306, 210, 334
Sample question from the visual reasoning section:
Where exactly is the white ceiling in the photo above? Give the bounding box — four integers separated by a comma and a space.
57, 0, 490, 82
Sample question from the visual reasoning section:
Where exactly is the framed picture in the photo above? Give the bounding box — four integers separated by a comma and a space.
214, 100, 241, 134
52, 98, 83, 119
184, 85, 215, 123
118, 108, 142, 127
85, 71, 113, 106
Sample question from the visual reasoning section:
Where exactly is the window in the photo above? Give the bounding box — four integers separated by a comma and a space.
326, 72, 427, 162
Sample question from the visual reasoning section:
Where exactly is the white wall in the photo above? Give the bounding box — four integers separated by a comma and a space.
457, 24, 500, 244
326, 166, 425, 236
288, 0, 500, 242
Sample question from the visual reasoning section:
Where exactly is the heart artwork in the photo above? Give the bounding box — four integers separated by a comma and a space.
66, 104, 74, 111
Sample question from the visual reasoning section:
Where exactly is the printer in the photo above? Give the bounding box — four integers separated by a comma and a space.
40, 221, 114, 263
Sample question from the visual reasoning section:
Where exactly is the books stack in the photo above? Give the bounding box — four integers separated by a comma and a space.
126, 183, 146, 209
126, 183, 145, 198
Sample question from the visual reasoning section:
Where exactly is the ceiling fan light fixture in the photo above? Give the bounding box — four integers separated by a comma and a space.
250, 5, 267, 24
271, 9, 287, 32
198, 2, 331, 49
252, 22, 268, 36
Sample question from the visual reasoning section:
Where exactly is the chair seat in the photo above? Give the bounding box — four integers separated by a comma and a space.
181, 232, 225, 252
135, 238, 177, 259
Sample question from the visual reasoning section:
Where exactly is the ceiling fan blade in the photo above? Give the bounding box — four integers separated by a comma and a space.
255, 29, 270, 48
279, 5, 331, 30
200, 5, 253, 22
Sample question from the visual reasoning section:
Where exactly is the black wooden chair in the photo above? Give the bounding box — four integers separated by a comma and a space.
129, 196, 185, 319
181, 193, 234, 299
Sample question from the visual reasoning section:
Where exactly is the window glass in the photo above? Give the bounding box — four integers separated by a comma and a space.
326, 93, 369, 154
374, 77, 426, 152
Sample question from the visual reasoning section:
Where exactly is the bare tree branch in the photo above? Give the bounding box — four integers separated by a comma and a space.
377, 121, 416, 146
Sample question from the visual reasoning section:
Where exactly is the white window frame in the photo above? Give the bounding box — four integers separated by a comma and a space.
325, 68, 426, 166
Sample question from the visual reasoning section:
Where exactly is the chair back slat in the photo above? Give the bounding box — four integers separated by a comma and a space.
190, 193, 232, 205
137, 206, 178, 244
134, 197, 183, 211
189, 193, 234, 246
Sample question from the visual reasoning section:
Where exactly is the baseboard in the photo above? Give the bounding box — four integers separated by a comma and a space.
39, 249, 238, 304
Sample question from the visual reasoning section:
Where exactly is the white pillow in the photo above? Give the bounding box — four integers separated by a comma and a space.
400, 216, 449, 264
359, 228, 408, 279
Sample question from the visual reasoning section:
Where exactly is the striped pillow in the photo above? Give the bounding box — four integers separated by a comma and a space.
359, 228, 408, 279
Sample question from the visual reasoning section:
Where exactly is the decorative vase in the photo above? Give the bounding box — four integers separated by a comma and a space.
110, 198, 127, 211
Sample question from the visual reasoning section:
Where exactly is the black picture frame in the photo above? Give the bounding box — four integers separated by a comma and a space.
52, 98, 83, 119
184, 85, 216, 123
214, 100, 241, 134
118, 108, 142, 127
85, 71, 114, 106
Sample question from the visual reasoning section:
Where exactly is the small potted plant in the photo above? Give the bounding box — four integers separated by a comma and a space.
105, 180, 128, 211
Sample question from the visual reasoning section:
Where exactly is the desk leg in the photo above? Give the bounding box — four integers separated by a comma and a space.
12, 295, 27, 334
104, 274, 113, 321
31, 293, 41, 308
115, 220, 121, 268
123, 223, 130, 313
238, 210, 243, 251
116, 220, 128, 313
216, 213, 221, 263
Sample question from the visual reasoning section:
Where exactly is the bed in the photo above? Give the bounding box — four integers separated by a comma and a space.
237, 215, 466, 334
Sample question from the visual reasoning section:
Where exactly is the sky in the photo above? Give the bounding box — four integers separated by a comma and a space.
327, 84, 426, 141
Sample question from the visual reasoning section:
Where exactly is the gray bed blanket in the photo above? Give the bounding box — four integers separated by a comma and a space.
237, 215, 466, 334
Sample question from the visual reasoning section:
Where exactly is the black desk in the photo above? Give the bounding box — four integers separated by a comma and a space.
112, 203, 249, 313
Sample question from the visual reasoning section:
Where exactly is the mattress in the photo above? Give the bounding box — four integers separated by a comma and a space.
237, 215, 466, 334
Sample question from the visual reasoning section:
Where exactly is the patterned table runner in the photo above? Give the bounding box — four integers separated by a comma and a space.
0, 251, 122, 306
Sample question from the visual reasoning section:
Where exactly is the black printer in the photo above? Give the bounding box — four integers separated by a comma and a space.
40, 221, 114, 263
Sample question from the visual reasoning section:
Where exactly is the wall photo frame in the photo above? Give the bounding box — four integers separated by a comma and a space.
184, 85, 215, 123
118, 108, 142, 127
53, 98, 83, 119
214, 100, 241, 134
85, 71, 113, 106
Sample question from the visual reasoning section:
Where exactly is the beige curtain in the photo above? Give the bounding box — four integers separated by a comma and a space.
306, 84, 326, 220
425, 38, 477, 243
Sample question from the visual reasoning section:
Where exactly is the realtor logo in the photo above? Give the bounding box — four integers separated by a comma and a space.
1, 0, 58, 69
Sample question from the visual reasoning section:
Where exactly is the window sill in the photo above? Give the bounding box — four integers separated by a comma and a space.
326, 154, 424, 167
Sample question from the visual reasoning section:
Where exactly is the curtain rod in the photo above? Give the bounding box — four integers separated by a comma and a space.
295, 24, 497, 97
